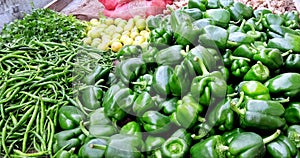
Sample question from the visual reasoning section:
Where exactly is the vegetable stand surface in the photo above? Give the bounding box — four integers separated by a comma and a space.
1, 0, 300, 157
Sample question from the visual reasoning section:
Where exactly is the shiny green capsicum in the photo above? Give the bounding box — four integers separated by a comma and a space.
188, 0, 208, 11
120, 121, 142, 140
159, 97, 178, 115
286, 125, 300, 148
284, 102, 300, 124
140, 110, 171, 134
148, 27, 174, 48
132, 74, 153, 94
79, 86, 103, 110
243, 61, 270, 82
266, 135, 298, 158
117, 45, 142, 60
78, 138, 107, 158
58, 105, 86, 130
238, 81, 271, 100
152, 65, 173, 96
285, 54, 300, 72
82, 65, 110, 85
132, 92, 157, 117
198, 25, 229, 50
155, 45, 184, 66
204, 9, 230, 28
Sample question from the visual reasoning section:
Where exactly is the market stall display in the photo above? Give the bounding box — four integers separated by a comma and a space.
0, 0, 300, 157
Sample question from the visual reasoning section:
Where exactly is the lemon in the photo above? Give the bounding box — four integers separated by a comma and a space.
111, 41, 123, 52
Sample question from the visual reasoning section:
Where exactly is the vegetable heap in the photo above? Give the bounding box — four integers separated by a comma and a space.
1, 0, 300, 157
52, 0, 300, 158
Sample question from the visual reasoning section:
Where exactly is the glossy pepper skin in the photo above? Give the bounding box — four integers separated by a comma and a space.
148, 27, 173, 47
142, 46, 159, 64
52, 127, 86, 153
222, 128, 244, 145
115, 58, 147, 85
238, 81, 271, 100
286, 125, 300, 148
198, 25, 229, 50
102, 83, 137, 120
82, 65, 110, 85
284, 102, 300, 124
174, 94, 203, 129
79, 86, 103, 110
182, 8, 203, 21
170, 9, 201, 46
155, 45, 184, 66
159, 97, 178, 115
222, 49, 250, 67
161, 137, 188, 158
266, 135, 298, 158
78, 138, 107, 158
145, 135, 165, 156
120, 121, 142, 140
252, 47, 284, 70
243, 61, 270, 82
169, 59, 195, 96
117, 45, 142, 60
55, 149, 78, 158
188, 0, 208, 11
264, 73, 300, 98
105, 134, 144, 158
284, 33, 300, 53
146, 15, 163, 30
190, 57, 227, 107
204, 9, 230, 28
58, 105, 86, 130
285, 54, 300, 72
262, 13, 284, 28
88, 108, 117, 137
132, 92, 157, 117
152, 65, 173, 97
140, 110, 171, 134
231, 97, 286, 130
227, 32, 255, 48
230, 59, 250, 78
283, 10, 300, 29
233, 44, 257, 59
227, 2, 253, 22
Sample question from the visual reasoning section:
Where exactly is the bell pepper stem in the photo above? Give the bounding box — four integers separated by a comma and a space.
226, 41, 238, 47
80, 121, 90, 136
194, 57, 209, 75
217, 145, 229, 152
263, 129, 281, 144
198, 116, 206, 123
240, 19, 246, 31
281, 50, 293, 57
230, 92, 245, 115
89, 143, 107, 150
256, 12, 264, 25
227, 92, 238, 97
273, 97, 290, 103
230, 55, 251, 62
154, 150, 163, 158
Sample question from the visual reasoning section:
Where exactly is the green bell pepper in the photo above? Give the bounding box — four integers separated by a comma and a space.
264, 73, 300, 98
191, 57, 227, 107
198, 25, 229, 50
204, 9, 230, 28
238, 81, 271, 100
267, 37, 293, 52
266, 135, 298, 158
145, 135, 165, 157
219, 0, 234, 7
53, 127, 86, 153
243, 61, 270, 82
253, 47, 284, 70
55, 149, 77, 158
268, 25, 300, 37
188, 0, 208, 11
78, 138, 107, 158
262, 13, 284, 28
132, 74, 153, 94
115, 58, 147, 85
171, 128, 192, 146
141, 46, 159, 64
140, 110, 171, 134
102, 83, 137, 120
117, 45, 142, 60
146, 15, 163, 30
159, 97, 178, 115
155, 45, 184, 66
161, 137, 188, 158
105, 134, 144, 158
284, 10, 300, 29
58, 105, 86, 130
88, 108, 117, 138
244, 17, 264, 32
185, 45, 217, 75
171, 9, 201, 46
230, 59, 250, 78
222, 128, 244, 145
169, 59, 195, 96
222, 49, 251, 67
286, 125, 300, 148
132, 92, 157, 117
283, 33, 300, 53
207, 0, 219, 9
148, 27, 173, 48
120, 121, 142, 140
227, 32, 255, 48
182, 8, 203, 21
253, 8, 272, 19
174, 94, 203, 129
233, 44, 257, 59
231, 95, 286, 130
152, 65, 173, 96
218, 66, 229, 82
193, 18, 215, 29
284, 102, 300, 124
227, 2, 253, 22
82, 65, 110, 85
79, 86, 103, 110
285, 54, 300, 72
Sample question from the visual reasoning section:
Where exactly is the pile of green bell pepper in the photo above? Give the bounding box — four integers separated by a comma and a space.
51, 1, 300, 157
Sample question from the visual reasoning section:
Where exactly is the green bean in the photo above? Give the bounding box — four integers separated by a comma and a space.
31, 130, 46, 152
0, 87, 21, 104
20, 91, 58, 103
13, 149, 48, 157
7, 139, 18, 156
47, 116, 55, 154
5, 100, 35, 112
40, 99, 46, 137
33, 137, 42, 152
0, 104, 6, 119
2, 120, 9, 156
9, 113, 18, 126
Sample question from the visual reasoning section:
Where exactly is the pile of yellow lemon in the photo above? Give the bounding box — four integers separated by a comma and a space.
83, 15, 150, 52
